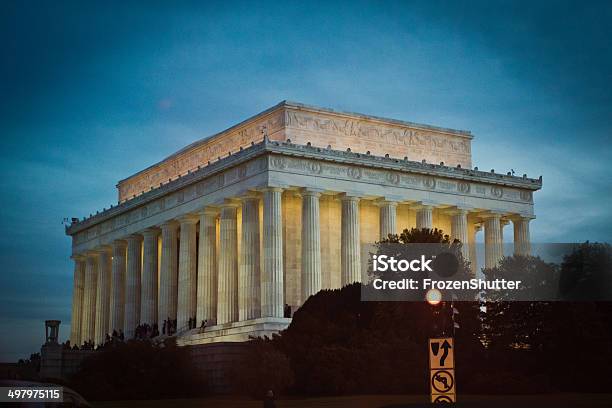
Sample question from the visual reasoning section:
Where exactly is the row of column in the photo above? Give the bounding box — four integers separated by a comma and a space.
70, 191, 532, 345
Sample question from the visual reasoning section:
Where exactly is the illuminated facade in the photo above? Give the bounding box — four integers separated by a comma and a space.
66, 101, 541, 346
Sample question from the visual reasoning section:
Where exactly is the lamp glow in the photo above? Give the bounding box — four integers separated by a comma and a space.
426, 288, 442, 305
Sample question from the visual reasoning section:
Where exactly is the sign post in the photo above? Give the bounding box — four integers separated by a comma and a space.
429, 337, 456, 403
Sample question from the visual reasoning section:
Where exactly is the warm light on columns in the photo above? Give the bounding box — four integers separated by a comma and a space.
341, 195, 361, 285
378, 200, 397, 240
483, 214, 503, 269
301, 189, 322, 301
177, 215, 198, 331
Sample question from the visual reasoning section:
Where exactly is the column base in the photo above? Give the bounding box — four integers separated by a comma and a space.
176, 317, 292, 346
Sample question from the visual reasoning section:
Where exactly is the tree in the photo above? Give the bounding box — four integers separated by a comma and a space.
559, 242, 612, 301
233, 337, 294, 397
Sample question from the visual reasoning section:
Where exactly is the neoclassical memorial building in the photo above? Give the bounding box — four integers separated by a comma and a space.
66, 101, 541, 347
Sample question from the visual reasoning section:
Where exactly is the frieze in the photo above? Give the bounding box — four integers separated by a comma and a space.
285, 109, 472, 169
71, 140, 539, 247
270, 156, 533, 206
348, 167, 362, 179
423, 177, 436, 189
386, 172, 400, 185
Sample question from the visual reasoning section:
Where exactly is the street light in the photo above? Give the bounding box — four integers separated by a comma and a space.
426, 288, 442, 306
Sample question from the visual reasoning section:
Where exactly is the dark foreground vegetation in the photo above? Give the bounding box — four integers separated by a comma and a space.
235, 232, 612, 397
69, 338, 204, 401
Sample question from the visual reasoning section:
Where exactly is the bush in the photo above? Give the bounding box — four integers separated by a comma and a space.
69, 338, 205, 401
233, 337, 293, 398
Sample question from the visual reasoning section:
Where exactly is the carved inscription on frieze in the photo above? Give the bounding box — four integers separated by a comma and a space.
284, 109, 472, 170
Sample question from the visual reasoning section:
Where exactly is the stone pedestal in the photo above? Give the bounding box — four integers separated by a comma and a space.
177, 317, 292, 346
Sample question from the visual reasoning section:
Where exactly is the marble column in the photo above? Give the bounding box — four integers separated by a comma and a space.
513, 216, 532, 256
81, 253, 97, 344
159, 221, 179, 330
124, 234, 142, 338
141, 228, 159, 326
468, 223, 481, 275
218, 205, 239, 324
240, 196, 261, 321
301, 190, 321, 301
341, 195, 361, 285
262, 188, 284, 318
109, 240, 126, 334
94, 247, 111, 346
177, 215, 198, 332
379, 201, 397, 240
197, 209, 217, 326
70, 256, 85, 346
484, 214, 503, 269
450, 209, 470, 260
416, 205, 434, 230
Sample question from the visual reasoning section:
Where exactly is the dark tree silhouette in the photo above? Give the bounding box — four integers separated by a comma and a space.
69, 338, 204, 400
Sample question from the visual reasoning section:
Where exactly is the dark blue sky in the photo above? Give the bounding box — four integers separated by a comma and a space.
1, 1, 610, 361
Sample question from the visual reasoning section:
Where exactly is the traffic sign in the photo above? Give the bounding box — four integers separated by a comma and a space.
431, 393, 456, 403
429, 337, 454, 369
430, 369, 455, 394
429, 337, 456, 403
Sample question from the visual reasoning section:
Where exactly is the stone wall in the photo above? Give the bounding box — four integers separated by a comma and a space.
187, 342, 249, 394
39, 344, 94, 381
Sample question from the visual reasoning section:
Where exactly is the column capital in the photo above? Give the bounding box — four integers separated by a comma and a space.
141, 227, 160, 238
125, 233, 143, 243
412, 202, 436, 210
340, 194, 361, 202
177, 214, 199, 225
71, 253, 87, 261
94, 245, 112, 255
218, 199, 241, 209
198, 207, 219, 217
237, 190, 261, 201
159, 220, 179, 231
375, 199, 398, 208
300, 188, 324, 198
445, 207, 471, 216
509, 213, 536, 222
84, 250, 100, 259
260, 186, 285, 193
480, 211, 504, 221
111, 239, 127, 250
